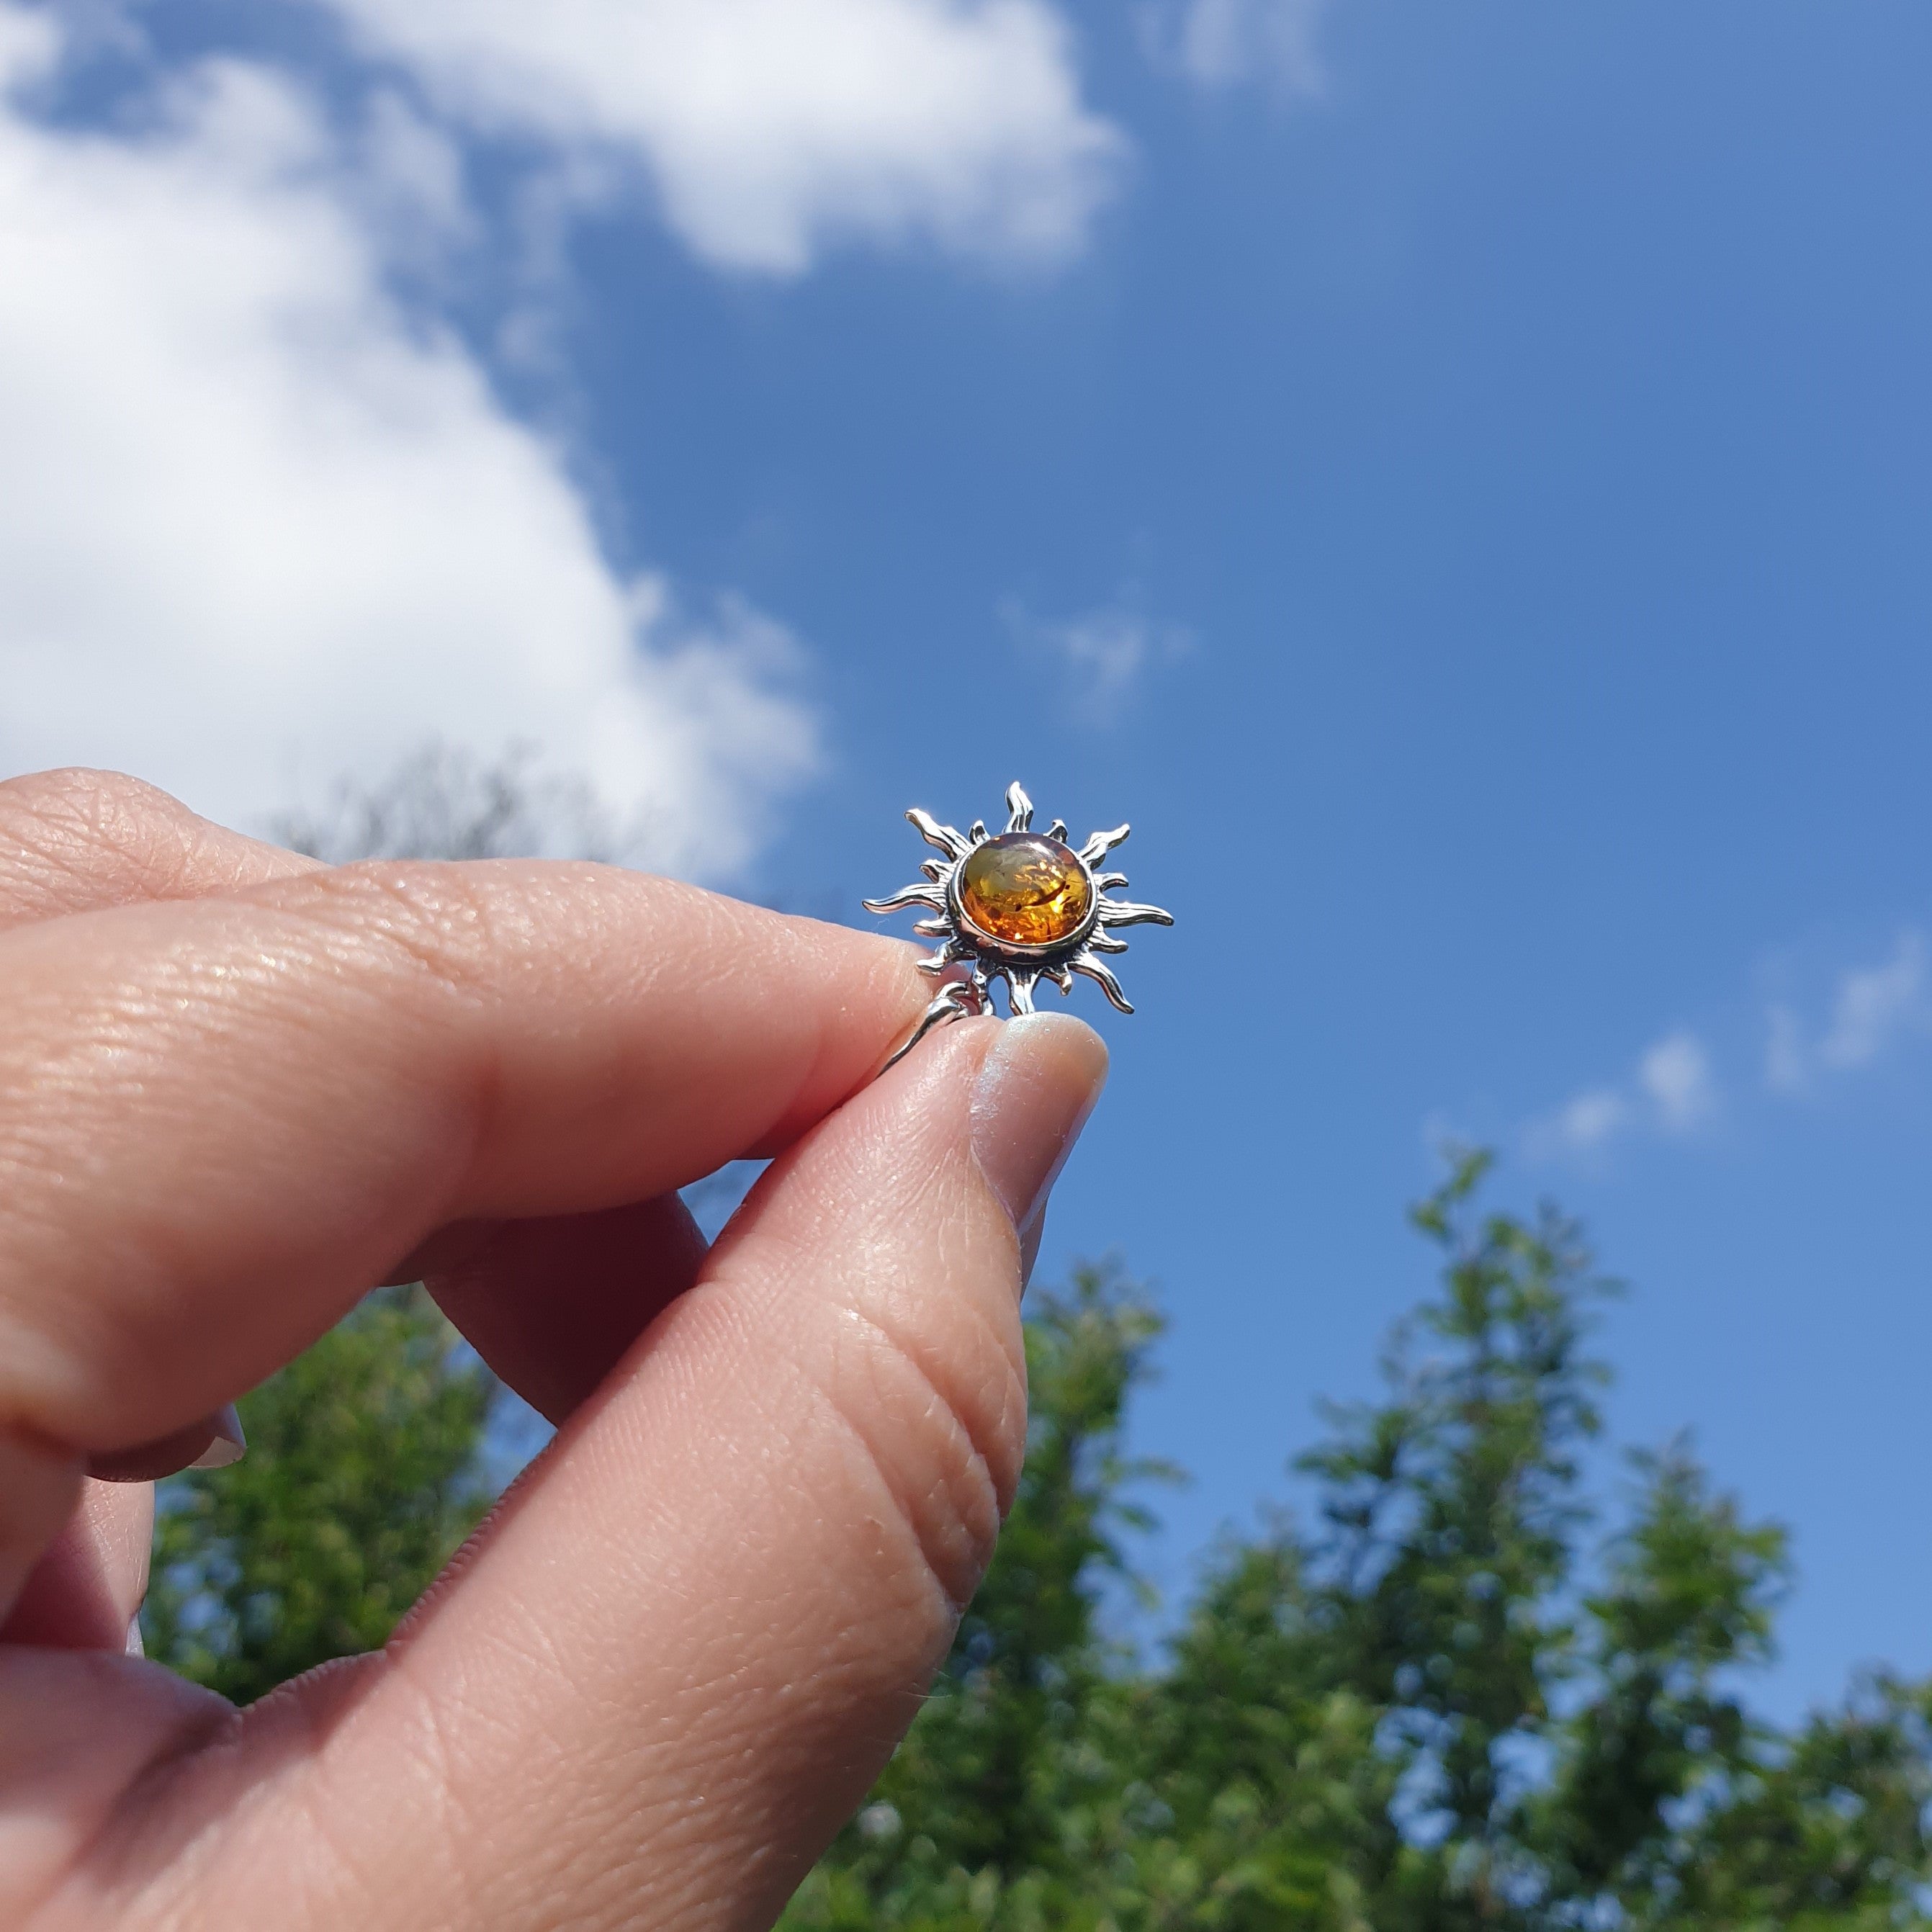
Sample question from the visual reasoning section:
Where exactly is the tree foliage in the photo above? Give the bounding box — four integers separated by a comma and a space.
783, 1153, 1932, 1930
148, 1144, 1932, 1928
270, 739, 619, 864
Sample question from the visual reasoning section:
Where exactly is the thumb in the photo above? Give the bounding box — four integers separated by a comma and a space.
91, 1014, 1107, 1932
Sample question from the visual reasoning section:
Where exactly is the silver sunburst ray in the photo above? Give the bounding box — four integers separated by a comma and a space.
864, 781, 1174, 1069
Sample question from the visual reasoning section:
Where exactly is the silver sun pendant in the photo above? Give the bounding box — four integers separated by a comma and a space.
866, 781, 1174, 1070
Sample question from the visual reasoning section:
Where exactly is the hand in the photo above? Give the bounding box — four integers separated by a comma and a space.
0, 770, 1107, 1931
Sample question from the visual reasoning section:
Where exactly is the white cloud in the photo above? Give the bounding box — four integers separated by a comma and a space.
1818, 934, 1928, 1071
1763, 933, 1932, 1093
297, 0, 1125, 274
1547, 1088, 1629, 1155
1537, 933, 1932, 1161
1533, 1030, 1719, 1159
0, 12, 817, 876
1639, 1030, 1717, 1133
351, 86, 477, 262
1143, 0, 1331, 95
1002, 595, 1192, 714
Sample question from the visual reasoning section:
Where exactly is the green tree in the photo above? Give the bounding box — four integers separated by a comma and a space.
788, 1156, 1932, 1931
1533, 1444, 1788, 1908
1295, 1152, 1612, 1922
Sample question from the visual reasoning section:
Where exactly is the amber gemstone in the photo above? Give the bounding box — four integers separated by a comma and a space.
957, 833, 1093, 947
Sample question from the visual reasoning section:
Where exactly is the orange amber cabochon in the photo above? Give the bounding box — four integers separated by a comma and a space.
957, 834, 1093, 947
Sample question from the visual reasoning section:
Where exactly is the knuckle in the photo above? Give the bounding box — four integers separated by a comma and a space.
0, 767, 187, 830
0, 769, 202, 895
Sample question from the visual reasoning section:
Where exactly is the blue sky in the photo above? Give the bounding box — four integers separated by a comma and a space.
6, 0, 1932, 1716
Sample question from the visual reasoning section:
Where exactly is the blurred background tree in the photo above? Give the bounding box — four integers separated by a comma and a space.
781, 1155, 1932, 1931
269, 740, 621, 866
145, 752, 1932, 1926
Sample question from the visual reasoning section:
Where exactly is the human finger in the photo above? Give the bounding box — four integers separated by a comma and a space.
0, 768, 318, 930
99, 1015, 1108, 1932
88, 1406, 247, 1486
0, 771, 696, 1485
0, 1481, 153, 1653
0, 772, 305, 1491
3, 1406, 240, 1655
0, 863, 936, 1619
423, 1196, 709, 1425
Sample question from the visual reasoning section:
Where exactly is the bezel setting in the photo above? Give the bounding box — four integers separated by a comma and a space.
945, 835, 1102, 963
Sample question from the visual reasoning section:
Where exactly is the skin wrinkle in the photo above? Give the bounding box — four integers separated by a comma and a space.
386, 1496, 572, 1679
185, 1399, 951, 1926
0, 808, 124, 909
251, 1782, 387, 1932
601, 1639, 913, 1932
17, 877, 513, 1205
408, 1651, 770, 1932
693, 1146, 1026, 1591
774, 1302, 999, 1620
284, 962, 490, 1236
372, 1510, 685, 1895
665, 1051, 1026, 1619
374, 1621, 587, 1918
848, 1316, 1007, 1614
284, 863, 521, 1010
192, 868, 506, 1012
564, 1730, 782, 1931
374, 1298, 874, 1901
4, 986, 295, 1223
0, 920, 415, 1159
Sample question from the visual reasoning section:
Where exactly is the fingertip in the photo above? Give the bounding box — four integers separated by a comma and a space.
88, 1406, 244, 1484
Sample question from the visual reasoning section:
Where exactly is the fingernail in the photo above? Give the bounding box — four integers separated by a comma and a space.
187, 1404, 246, 1471
90, 1403, 248, 1483
970, 1014, 1109, 1236
126, 1614, 145, 1658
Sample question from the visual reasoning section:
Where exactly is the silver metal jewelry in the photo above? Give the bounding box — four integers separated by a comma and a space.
866, 781, 1174, 1071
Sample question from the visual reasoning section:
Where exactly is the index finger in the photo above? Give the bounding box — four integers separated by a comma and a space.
0, 767, 319, 929
0, 863, 931, 1501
